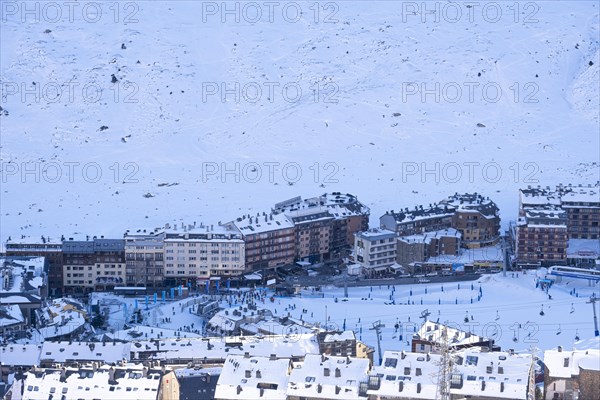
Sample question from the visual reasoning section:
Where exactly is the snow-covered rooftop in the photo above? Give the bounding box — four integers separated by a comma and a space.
0, 257, 45, 293
229, 213, 295, 235
215, 354, 291, 400
415, 320, 487, 347
287, 354, 370, 399
34, 298, 88, 340
273, 193, 369, 217
323, 331, 356, 343
367, 350, 441, 399
19, 363, 162, 400
39, 341, 131, 364
544, 346, 600, 378
355, 228, 396, 241
163, 223, 243, 241
131, 333, 319, 362
0, 344, 42, 366
0, 304, 24, 327
451, 348, 531, 399
399, 228, 461, 244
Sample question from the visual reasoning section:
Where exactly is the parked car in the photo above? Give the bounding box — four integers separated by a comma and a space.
426, 272, 438, 277
398, 274, 412, 278
417, 278, 431, 283
441, 270, 453, 276
414, 274, 426, 278
474, 269, 485, 274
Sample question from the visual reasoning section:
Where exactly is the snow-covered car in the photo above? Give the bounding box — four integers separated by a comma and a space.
414, 274, 425, 278
417, 278, 431, 283
441, 271, 453, 276
474, 269, 485, 274
425, 272, 438, 277
397, 274, 411, 278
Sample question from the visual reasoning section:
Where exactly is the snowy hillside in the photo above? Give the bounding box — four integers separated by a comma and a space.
1, 1, 599, 241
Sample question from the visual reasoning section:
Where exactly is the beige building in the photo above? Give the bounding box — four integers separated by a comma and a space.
163, 225, 245, 287
353, 229, 397, 277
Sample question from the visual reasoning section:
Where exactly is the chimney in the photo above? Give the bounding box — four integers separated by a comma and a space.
335, 385, 341, 394
269, 354, 276, 360
324, 368, 330, 377
558, 346, 563, 352
244, 352, 250, 358
335, 368, 341, 378
317, 384, 322, 393
245, 370, 251, 378
237, 385, 242, 395
256, 370, 261, 379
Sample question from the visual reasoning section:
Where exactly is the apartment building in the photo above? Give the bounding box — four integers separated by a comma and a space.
515, 184, 599, 268
442, 193, 500, 248
272, 193, 371, 263
353, 229, 397, 277
560, 186, 600, 240
225, 213, 295, 271
381, 193, 500, 249
62, 239, 125, 294
380, 204, 455, 236
124, 231, 165, 288
163, 225, 245, 287
396, 228, 461, 266
286, 208, 333, 263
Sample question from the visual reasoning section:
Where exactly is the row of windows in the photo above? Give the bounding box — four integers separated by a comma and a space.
165, 242, 240, 247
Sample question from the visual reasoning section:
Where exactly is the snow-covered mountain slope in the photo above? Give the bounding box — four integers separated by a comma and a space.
1, 1, 598, 241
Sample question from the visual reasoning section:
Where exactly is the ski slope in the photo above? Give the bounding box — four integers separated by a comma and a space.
83, 269, 599, 354
1, 1, 599, 242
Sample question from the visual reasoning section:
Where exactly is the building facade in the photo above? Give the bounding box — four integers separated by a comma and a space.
125, 231, 165, 288
353, 229, 397, 277
397, 228, 461, 266
515, 184, 599, 268
163, 225, 245, 287
62, 239, 125, 294
381, 193, 500, 249
226, 213, 295, 272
